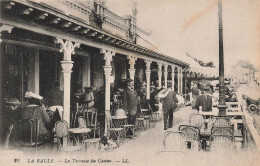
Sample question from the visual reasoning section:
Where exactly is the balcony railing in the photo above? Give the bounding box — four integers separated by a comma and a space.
243, 109, 260, 151
103, 8, 129, 40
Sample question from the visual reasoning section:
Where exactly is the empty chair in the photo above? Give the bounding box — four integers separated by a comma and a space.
189, 113, 205, 130
148, 102, 161, 122
4, 124, 14, 149
78, 116, 100, 152
163, 131, 186, 151
19, 119, 45, 153
209, 135, 236, 152
55, 120, 82, 153
106, 110, 124, 146
84, 108, 101, 138
212, 117, 231, 127
140, 108, 151, 129
179, 125, 200, 151
211, 127, 234, 136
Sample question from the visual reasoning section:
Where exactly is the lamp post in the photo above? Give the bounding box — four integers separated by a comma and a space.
217, 0, 227, 116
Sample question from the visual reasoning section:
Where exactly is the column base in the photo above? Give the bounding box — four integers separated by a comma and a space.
217, 104, 228, 116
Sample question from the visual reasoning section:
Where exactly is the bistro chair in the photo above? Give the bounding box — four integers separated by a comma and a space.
55, 120, 83, 154
148, 102, 161, 122
106, 110, 124, 147
178, 125, 201, 151
77, 116, 100, 152
209, 134, 236, 152
212, 117, 231, 127
84, 108, 101, 138
163, 131, 186, 151
77, 116, 91, 140
140, 108, 151, 129
115, 108, 135, 139
211, 126, 234, 136
189, 113, 206, 130
135, 117, 146, 131
4, 124, 14, 149
19, 119, 45, 154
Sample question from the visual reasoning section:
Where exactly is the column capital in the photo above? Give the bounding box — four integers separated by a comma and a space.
61, 60, 74, 73
157, 62, 163, 72
0, 24, 13, 42
127, 55, 137, 69
164, 64, 168, 72
103, 66, 112, 75
55, 37, 80, 61
145, 59, 152, 71
100, 49, 115, 66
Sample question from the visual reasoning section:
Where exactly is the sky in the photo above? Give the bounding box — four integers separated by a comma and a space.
106, 0, 260, 74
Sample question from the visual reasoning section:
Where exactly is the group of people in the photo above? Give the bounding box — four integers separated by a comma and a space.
114, 79, 161, 126
3, 81, 66, 148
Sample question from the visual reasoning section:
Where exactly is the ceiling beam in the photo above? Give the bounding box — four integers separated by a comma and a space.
19, 8, 33, 15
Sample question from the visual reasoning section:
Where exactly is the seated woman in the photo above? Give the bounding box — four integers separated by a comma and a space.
83, 87, 95, 109
21, 91, 52, 143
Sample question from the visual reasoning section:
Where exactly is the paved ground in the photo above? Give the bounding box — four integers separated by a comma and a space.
1, 105, 259, 166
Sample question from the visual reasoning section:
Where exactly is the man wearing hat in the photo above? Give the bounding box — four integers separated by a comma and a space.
122, 79, 141, 125
195, 86, 213, 112
21, 91, 51, 142
45, 80, 63, 118
160, 88, 178, 130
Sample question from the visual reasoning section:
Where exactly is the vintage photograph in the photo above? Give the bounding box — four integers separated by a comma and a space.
0, 0, 259, 165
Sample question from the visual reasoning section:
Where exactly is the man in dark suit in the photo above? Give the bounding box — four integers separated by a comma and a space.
160, 88, 178, 130
122, 79, 141, 125
45, 80, 63, 118
195, 86, 213, 112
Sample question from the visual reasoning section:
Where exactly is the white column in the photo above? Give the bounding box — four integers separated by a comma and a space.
164, 64, 168, 88
177, 67, 181, 93
56, 38, 80, 147
171, 65, 175, 91
180, 68, 183, 94
157, 62, 162, 88
145, 60, 152, 99
127, 55, 137, 84
100, 49, 115, 137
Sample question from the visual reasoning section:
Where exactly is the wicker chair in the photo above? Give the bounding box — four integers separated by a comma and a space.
189, 113, 206, 130
212, 117, 231, 127
179, 125, 200, 151
209, 134, 236, 152
163, 131, 186, 151
211, 126, 234, 136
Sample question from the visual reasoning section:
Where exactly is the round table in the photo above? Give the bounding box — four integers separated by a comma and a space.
69, 128, 91, 145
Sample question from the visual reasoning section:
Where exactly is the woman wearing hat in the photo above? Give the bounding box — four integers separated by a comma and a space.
21, 92, 52, 143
